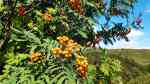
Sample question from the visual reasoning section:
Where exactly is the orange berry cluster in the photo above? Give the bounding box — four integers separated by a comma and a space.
18, 4, 25, 16
68, 0, 84, 15
75, 55, 88, 78
52, 36, 80, 59
28, 52, 43, 64
51, 48, 63, 57
42, 12, 53, 22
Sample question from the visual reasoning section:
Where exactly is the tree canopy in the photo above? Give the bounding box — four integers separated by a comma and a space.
0, 0, 143, 84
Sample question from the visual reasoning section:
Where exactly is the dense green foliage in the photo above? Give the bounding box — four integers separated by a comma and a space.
0, 0, 143, 84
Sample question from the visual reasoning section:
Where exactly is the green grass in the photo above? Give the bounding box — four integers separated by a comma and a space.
127, 74, 150, 84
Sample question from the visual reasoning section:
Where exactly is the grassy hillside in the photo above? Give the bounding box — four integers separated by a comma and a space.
108, 49, 150, 66
84, 49, 150, 84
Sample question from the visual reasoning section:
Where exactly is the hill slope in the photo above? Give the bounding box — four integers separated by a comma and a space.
84, 49, 150, 83
108, 49, 150, 66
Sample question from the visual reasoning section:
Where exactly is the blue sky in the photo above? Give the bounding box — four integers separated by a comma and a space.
98, 0, 150, 49
139, 0, 150, 49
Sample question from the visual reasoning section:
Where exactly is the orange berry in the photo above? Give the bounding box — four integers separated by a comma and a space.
28, 61, 32, 64
75, 55, 88, 78
52, 48, 62, 55
57, 36, 70, 45
64, 47, 73, 53
67, 39, 74, 44
76, 59, 81, 65
64, 54, 72, 58
30, 52, 43, 63
42, 12, 53, 22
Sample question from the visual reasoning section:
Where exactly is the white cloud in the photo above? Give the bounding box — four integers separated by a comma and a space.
145, 9, 150, 13
100, 40, 138, 49
99, 29, 144, 49
127, 29, 144, 38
